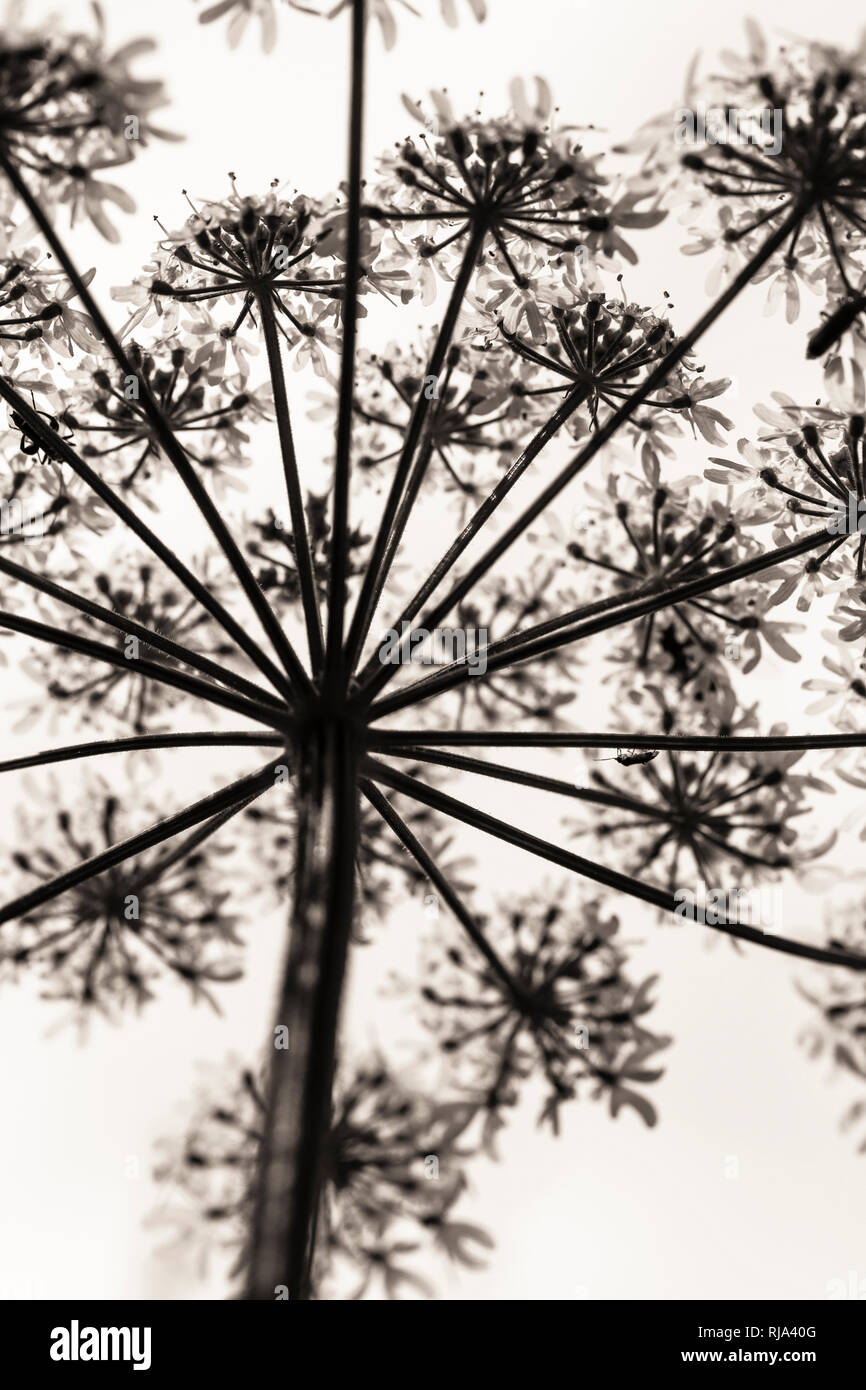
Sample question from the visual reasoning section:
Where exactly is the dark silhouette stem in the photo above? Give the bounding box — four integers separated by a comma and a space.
364, 754, 673, 908
364, 757, 866, 971
344, 221, 487, 671
362, 779, 529, 999
326, 0, 366, 685
0, 608, 289, 730
374, 745, 676, 820
0, 731, 285, 776
0, 373, 296, 702
355, 383, 589, 696
258, 291, 325, 674
0, 148, 313, 702
367, 730, 866, 753
0, 760, 280, 924
370, 526, 832, 717
380, 203, 808, 646
0, 550, 285, 712
246, 720, 359, 1300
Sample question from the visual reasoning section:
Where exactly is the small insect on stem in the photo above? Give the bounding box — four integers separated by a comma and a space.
10, 391, 74, 466
594, 748, 660, 766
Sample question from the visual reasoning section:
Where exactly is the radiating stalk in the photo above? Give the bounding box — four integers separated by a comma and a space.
258, 292, 325, 674
0, 149, 313, 700
384, 203, 810, 646
343, 221, 487, 671
326, 0, 367, 684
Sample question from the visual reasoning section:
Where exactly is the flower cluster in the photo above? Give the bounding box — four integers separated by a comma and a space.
20, 554, 234, 734
419, 888, 670, 1139
243, 494, 369, 615
366, 88, 664, 299
0, 6, 174, 226
622, 23, 866, 374
496, 287, 732, 460
58, 340, 272, 500
195, 0, 487, 54
553, 470, 794, 706
572, 692, 834, 892
124, 183, 394, 378
339, 338, 528, 508
710, 397, 866, 607
155, 1059, 486, 1298
1, 782, 243, 1017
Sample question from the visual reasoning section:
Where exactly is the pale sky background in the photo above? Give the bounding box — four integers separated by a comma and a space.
1, 0, 866, 1301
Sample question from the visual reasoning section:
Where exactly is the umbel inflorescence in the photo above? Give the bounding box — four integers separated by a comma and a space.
3, 2, 866, 1300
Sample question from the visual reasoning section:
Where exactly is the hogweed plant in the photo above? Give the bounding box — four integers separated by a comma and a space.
5, 1, 866, 1299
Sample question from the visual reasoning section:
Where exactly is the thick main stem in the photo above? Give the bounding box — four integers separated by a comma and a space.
245, 720, 359, 1300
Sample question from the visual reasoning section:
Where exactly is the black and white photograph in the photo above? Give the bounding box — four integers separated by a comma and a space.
0, 0, 866, 1350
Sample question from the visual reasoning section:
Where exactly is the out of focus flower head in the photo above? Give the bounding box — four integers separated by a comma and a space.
0, 1, 177, 227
